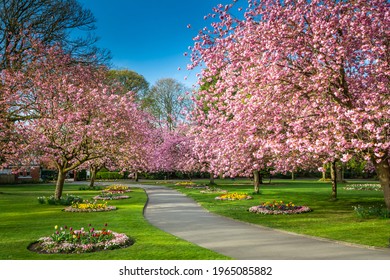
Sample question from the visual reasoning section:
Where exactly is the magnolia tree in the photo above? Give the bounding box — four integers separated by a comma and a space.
2, 43, 151, 199
189, 0, 389, 206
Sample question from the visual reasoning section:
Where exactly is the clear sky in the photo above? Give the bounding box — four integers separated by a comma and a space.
78, 0, 235, 88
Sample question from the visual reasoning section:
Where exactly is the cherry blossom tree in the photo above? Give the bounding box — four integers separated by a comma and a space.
150, 125, 194, 174
189, 0, 389, 206
2, 43, 151, 199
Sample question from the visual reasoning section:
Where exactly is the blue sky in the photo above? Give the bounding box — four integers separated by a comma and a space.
78, 0, 235, 88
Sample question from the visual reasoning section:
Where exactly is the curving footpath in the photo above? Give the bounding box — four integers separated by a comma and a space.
137, 184, 390, 260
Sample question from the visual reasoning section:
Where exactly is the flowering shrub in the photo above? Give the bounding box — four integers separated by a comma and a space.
102, 184, 131, 194
344, 184, 381, 191
29, 224, 133, 254
249, 201, 312, 215
215, 193, 253, 200
64, 200, 116, 212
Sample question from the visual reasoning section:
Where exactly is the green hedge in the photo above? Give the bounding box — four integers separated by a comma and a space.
96, 171, 124, 180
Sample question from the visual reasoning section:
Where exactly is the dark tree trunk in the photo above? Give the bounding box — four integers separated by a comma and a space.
336, 162, 343, 182
330, 161, 337, 200
209, 173, 215, 185
89, 166, 97, 188
134, 172, 139, 182
374, 158, 390, 210
55, 170, 66, 200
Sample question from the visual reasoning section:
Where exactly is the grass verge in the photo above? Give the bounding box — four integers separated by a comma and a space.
0, 183, 230, 260
166, 178, 390, 248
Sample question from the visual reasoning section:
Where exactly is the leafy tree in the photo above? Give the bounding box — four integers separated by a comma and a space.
106, 69, 149, 99
145, 78, 191, 131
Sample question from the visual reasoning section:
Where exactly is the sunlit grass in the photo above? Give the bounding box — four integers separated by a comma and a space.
0, 183, 230, 260
168, 178, 390, 248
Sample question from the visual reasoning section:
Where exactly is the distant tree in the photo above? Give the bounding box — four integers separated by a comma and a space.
106, 69, 149, 99
145, 78, 191, 131
0, 0, 110, 69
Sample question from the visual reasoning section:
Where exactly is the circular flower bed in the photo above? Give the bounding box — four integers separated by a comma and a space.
175, 181, 196, 186
249, 201, 312, 215
28, 224, 133, 254
102, 184, 131, 194
93, 194, 130, 200
64, 201, 116, 212
215, 193, 253, 201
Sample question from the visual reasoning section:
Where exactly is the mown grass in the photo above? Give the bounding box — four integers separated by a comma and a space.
0, 183, 230, 260
166, 178, 390, 248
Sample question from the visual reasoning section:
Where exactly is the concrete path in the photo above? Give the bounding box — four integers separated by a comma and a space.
139, 184, 390, 260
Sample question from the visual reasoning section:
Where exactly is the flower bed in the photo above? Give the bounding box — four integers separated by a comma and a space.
64, 201, 116, 212
249, 201, 312, 215
344, 184, 381, 191
215, 193, 253, 201
200, 186, 228, 194
102, 184, 131, 194
175, 181, 196, 186
29, 224, 133, 254
93, 194, 130, 200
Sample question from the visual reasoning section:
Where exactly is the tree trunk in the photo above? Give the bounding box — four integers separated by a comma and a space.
253, 170, 261, 194
55, 170, 66, 200
89, 166, 97, 188
134, 172, 139, 182
322, 164, 327, 180
209, 173, 215, 185
374, 159, 390, 210
291, 171, 295, 181
330, 161, 337, 200
336, 162, 343, 182
341, 162, 346, 182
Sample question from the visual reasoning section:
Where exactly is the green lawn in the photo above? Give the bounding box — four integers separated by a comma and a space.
166, 178, 390, 248
0, 183, 230, 260
1, 179, 389, 260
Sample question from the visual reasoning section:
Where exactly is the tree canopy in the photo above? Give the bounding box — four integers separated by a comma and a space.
189, 0, 390, 207
0, 0, 110, 69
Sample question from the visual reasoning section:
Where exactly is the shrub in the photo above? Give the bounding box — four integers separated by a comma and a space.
37, 196, 46, 204
60, 194, 83, 205
37, 194, 83, 206
96, 172, 123, 180
47, 195, 57, 205
353, 205, 390, 219
344, 184, 381, 191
